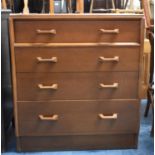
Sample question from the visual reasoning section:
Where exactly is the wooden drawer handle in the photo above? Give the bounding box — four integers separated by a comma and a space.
100, 29, 119, 34
37, 57, 58, 63
99, 56, 119, 62
39, 114, 58, 121
38, 84, 58, 90
36, 29, 56, 34
100, 83, 118, 88
98, 113, 118, 120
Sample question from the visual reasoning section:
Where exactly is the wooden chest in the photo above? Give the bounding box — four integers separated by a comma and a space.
9, 14, 144, 151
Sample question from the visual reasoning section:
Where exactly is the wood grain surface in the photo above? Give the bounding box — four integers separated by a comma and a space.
14, 20, 140, 43
15, 46, 140, 72
16, 72, 139, 101
17, 100, 139, 136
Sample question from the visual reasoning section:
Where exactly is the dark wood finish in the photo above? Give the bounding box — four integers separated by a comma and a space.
17, 134, 138, 151
16, 72, 139, 100
148, 31, 154, 84
9, 14, 144, 151
15, 46, 140, 72
17, 100, 139, 136
151, 94, 154, 137
144, 30, 154, 137
144, 86, 154, 116
144, 32, 154, 115
14, 19, 140, 43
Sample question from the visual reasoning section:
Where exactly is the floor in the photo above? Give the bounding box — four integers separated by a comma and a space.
2, 100, 154, 155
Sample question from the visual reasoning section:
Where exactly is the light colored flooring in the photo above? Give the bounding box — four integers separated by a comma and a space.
2, 100, 154, 155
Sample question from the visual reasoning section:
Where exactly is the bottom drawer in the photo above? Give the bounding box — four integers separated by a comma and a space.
17, 100, 140, 136
17, 134, 138, 151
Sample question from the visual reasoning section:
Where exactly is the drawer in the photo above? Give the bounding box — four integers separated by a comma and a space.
14, 20, 140, 43
17, 100, 140, 136
18, 134, 138, 151
15, 47, 140, 72
16, 72, 138, 101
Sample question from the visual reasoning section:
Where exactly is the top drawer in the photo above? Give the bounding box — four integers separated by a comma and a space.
14, 20, 140, 43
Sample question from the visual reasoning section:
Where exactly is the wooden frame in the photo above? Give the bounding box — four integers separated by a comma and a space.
23, 0, 84, 14
141, 0, 153, 28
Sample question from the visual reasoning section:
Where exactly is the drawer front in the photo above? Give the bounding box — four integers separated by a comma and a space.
14, 20, 140, 43
17, 72, 138, 101
15, 47, 140, 72
17, 100, 140, 136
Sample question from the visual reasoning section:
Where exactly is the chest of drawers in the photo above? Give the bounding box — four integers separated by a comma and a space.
10, 14, 144, 151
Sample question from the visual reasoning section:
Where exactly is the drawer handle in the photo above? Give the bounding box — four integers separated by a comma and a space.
37, 57, 58, 63
38, 84, 58, 90
39, 114, 58, 121
100, 29, 119, 34
36, 29, 56, 34
99, 56, 119, 62
98, 113, 118, 120
100, 83, 118, 88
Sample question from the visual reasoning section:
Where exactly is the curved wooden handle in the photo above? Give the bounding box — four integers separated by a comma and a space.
38, 84, 58, 90
100, 29, 119, 34
36, 29, 56, 34
39, 114, 58, 121
99, 56, 119, 62
100, 83, 118, 88
37, 57, 58, 63
98, 113, 118, 119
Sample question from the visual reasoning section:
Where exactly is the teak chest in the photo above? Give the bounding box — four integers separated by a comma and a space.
9, 14, 144, 151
